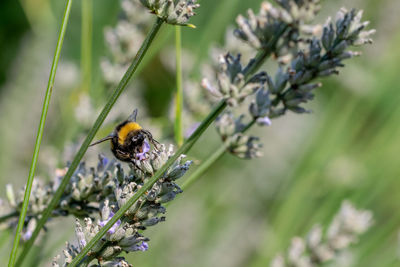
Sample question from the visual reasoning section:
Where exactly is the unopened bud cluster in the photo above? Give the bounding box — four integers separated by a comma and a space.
235, 0, 322, 61
215, 112, 263, 159
0, 155, 117, 240
204, 1, 374, 159
202, 54, 267, 107
140, 0, 199, 27
52, 144, 192, 266
0, 141, 191, 266
271, 201, 373, 267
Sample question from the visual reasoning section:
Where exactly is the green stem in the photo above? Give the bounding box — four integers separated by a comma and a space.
15, 17, 164, 267
68, 100, 227, 266
81, 0, 93, 93
174, 25, 183, 146
7, 0, 73, 266
181, 145, 226, 190
181, 119, 257, 190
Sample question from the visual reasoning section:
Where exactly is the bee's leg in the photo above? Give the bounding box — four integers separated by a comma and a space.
142, 130, 161, 150
115, 149, 146, 174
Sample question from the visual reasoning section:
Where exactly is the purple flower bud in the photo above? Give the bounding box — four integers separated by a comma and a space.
101, 156, 109, 166
131, 241, 149, 252
256, 116, 272, 126
136, 140, 150, 161
22, 230, 32, 241
99, 212, 122, 234
79, 239, 87, 248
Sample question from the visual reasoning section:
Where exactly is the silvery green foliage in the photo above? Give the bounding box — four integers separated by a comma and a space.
139, 0, 200, 27
271, 201, 373, 267
211, 3, 373, 159
53, 144, 192, 266
201, 53, 267, 107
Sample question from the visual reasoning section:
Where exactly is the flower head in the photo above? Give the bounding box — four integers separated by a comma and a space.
130, 241, 149, 252
140, 0, 200, 27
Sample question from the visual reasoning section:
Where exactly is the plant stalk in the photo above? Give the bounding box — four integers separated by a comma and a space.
181, 119, 257, 190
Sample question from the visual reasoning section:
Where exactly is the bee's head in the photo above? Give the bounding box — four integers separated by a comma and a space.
90, 109, 144, 148
131, 131, 145, 146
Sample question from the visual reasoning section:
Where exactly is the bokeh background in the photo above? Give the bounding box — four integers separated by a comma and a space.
0, 0, 399, 266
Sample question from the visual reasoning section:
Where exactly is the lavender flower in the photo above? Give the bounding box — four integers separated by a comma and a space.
52, 143, 192, 266
271, 201, 373, 267
140, 0, 200, 27
212, 2, 374, 159
256, 116, 272, 126
201, 53, 267, 106
128, 241, 149, 252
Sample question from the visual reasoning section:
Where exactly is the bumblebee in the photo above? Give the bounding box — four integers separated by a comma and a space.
90, 109, 159, 171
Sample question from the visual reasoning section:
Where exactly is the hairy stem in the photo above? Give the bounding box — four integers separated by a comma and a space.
7, 0, 74, 266
15, 17, 164, 267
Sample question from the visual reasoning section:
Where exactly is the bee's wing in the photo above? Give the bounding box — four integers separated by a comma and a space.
128, 108, 138, 122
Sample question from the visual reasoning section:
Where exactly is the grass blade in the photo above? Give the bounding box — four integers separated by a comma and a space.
81, 0, 93, 93
174, 25, 183, 146
7, 0, 74, 266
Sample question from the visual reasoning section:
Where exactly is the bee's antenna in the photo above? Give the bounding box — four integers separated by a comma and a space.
89, 134, 115, 147
128, 109, 138, 122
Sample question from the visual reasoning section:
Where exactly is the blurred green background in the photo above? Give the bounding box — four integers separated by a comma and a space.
0, 0, 399, 266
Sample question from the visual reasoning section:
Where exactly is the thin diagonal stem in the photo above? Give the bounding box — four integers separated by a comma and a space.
181, 119, 257, 190
174, 25, 183, 146
181, 145, 226, 190
15, 17, 164, 267
7, 0, 73, 266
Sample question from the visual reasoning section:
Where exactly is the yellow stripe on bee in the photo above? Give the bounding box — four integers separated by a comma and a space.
118, 122, 142, 145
